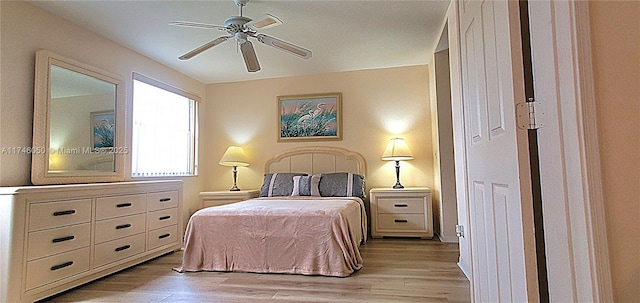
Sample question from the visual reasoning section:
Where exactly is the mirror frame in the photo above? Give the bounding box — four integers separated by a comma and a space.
31, 50, 126, 185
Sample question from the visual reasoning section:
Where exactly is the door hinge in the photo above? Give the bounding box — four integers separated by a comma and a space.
455, 225, 464, 238
516, 98, 546, 130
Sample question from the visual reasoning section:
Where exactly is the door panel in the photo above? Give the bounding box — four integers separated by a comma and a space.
458, 0, 537, 301
480, 1, 507, 139
493, 184, 514, 302
463, 21, 483, 143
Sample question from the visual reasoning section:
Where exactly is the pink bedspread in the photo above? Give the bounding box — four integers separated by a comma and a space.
175, 196, 367, 277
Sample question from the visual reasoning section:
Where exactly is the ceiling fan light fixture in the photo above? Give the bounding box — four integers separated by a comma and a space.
235, 32, 248, 43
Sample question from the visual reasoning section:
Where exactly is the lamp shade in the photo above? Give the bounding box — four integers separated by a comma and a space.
219, 146, 250, 167
381, 138, 414, 161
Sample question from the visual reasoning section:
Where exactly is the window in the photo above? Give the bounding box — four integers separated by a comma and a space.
132, 73, 198, 177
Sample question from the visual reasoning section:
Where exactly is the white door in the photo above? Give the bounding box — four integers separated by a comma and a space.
457, 0, 539, 301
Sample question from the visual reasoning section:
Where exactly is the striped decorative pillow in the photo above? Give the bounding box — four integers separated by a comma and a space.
259, 173, 308, 197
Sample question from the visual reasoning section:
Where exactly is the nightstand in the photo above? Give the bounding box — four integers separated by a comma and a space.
369, 187, 433, 239
200, 189, 260, 209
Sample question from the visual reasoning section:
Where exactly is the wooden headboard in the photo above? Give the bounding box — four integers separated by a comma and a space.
265, 146, 366, 177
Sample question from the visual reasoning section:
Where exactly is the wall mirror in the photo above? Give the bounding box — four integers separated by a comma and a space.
31, 50, 126, 184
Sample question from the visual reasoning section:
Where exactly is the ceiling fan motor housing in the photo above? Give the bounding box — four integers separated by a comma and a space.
234, 0, 249, 7
224, 16, 252, 34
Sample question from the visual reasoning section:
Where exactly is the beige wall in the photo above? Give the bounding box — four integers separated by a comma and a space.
431, 49, 458, 242
0, 2, 206, 221
202, 66, 434, 193
590, 1, 640, 301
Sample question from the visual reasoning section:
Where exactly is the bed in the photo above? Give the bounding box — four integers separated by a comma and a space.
175, 146, 368, 277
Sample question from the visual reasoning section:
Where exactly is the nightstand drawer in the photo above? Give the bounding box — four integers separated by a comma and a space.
27, 223, 91, 261
148, 191, 179, 211
29, 199, 92, 231
377, 197, 425, 214
95, 213, 146, 244
370, 187, 432, 239
96, 194, 146, 220
377, 214, 426, 230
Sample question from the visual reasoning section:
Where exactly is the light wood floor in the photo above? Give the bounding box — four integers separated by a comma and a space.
43, 238, 470, 302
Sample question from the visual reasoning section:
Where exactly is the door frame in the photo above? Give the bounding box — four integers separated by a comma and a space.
446, 0, 612, 301
527, 1, 612, 301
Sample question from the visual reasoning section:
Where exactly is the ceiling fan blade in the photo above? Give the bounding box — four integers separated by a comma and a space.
255, 34, 312, 59
169, 21, 226, 31
247, 14, 283, 30
179, 36, 230, 60
240, 41, 261, 72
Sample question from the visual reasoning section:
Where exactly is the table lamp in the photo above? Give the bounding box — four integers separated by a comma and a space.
381, 138, 414, 189
219, 146, 250, 191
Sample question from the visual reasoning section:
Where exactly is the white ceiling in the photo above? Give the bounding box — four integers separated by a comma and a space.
30, 0, 450, 84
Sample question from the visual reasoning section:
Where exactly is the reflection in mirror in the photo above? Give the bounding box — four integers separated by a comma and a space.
31, 50, 126, 185
49, 65, 116, 172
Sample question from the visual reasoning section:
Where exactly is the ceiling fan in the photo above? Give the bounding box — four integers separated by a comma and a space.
170, 0, 312, 72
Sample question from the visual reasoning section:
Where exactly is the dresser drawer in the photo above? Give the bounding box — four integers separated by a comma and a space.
148, 208, 178, 230
29, 199, 92, 231
95, 213, 146, 244
377, 214, 426, 231
94, 233, 146, 268
25, 247, 90, 291
147, 225, 178, 250
95, 194, 146, 220
377, 197, 425, 214
148, 191, 179, 211
27, 223, 91, 261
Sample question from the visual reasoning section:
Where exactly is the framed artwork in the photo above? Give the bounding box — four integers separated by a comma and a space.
277, 92, 342, 142
90, 110, 115, 149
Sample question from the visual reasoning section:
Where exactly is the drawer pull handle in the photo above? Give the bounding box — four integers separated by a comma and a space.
50, 261, 73, 271
159, 215, 171, 220
394, 204, 409, 207
158, 233, 171, 239
53, 210, 76, 216
394, 219, 409, 223
159, 198, 171, 202
116, 224, 132, 230
52, 235, 75, 243
115, 245, 131, 252
116, 202, 132, 208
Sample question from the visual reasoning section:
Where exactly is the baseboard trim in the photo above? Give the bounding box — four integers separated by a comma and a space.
436, 233, 459, 243
458, 258, 471, 281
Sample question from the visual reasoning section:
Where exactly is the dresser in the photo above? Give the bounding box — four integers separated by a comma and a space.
199, 189, 260, 209
369, 187, 433, 239
0, 180, 183, 303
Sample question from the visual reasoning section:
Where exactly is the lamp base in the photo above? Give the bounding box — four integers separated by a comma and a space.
392, 160, 405, 189
229, 165, 241, 191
